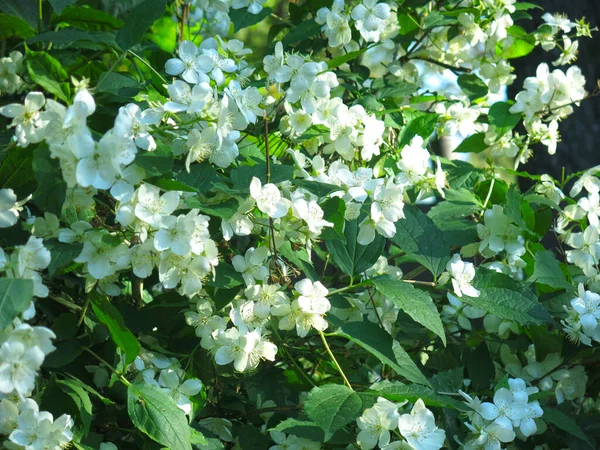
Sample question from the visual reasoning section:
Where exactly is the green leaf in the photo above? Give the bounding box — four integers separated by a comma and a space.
206, 262, 244, 289
333, 320, 430, 387
304, 384, 362, 440
230, 6, 272, 31
134, 144, 173, 177
278, 242, 318, 281
370, 380, 466, 410
271, 418, 325, 442
428, 189, 482, 221
128, 381, 193, 450
373, 275, 446, 345
464, 343, 495, 391
530, 250, 572, 290
176, 162, 219, 192
57, 5, 124, 29
0, 279, 34, 328
457, 74, 488, 101
0, 12, 35, 39
488, 101, 521, 136
293, 179, 340, 198
25, 47, 70, 102
0, 145, 36, 199
326, 219, 385, 277
44, 239, 83, 277
116, 0, 168, 50
327, 48, 368, 69
377, 82, 418, 100
282, 19, 321, 46
147, 177, 197, 192
55, 378, 93, 438
462, 271, 551, 325
90, 293, 140, 365
500, 25, 536, 59
96, 72, 142, 98
0, 0, 38, 27
453, 132, 488, 153
391, 205, 451, 277
320, 197, 346, 241
32, 144, 67, 216
48, 0, 77, 15
27, 28, 117, 49
186, 198, 239, 219
398, 112, 439, 148
543, 408, 593, 446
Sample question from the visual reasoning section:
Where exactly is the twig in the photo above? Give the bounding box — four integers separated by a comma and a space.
403, 279, 436, 287
84, 347, 130, 387
318, 330, 353, 390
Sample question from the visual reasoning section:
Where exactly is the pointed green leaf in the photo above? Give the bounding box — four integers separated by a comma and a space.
333, 320, 430, 387
304, 384, 362, 440
373, 275, 446, 345
90, 293, 140, 365
128, 381, 193, 450
0, 279, 34, 328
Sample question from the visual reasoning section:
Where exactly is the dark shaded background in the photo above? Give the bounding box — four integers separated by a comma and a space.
510, 0, 600, 184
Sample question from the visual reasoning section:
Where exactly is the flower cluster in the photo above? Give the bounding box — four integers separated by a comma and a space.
460, 378, 544, 448
355, 397, 445, 450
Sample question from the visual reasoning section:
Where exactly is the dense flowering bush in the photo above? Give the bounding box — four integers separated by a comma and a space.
0, 0, 599, 448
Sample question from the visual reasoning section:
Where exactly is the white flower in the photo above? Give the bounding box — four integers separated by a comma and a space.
11, 236, 51, 298
445, 254, 480, 298
356, 397, 400, 449
165, 40, 208, 84
466, 422, 515, 450
316, 0, 352, 48
371, 180, 405, 223
578, 192, 600, 228
250, 177, 291, 219
197, 43, 237, 86
397, 399, 446, 450
0, 398, 19, 435
565, 227, 600, 277
225, 80, 263, 125
245, 284, 290, 318
232, 246, 270, 286
0, 340, 45, 396
8, 408, 73, 449
569, 286, 600, 334
0, 188, 29, 228
295, 279, 330, 315
273, 299, 328, 337
292, 198, 332, 235
155, 211, 197, 255
479, 387, 527, 431
134, 184, 181, 228
351, 0, 391, 42
74, 232, 130, 279
0, 92, 49, 147
214, 328, 277, 372
158, 369, 203, 415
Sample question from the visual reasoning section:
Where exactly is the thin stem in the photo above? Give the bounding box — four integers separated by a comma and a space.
127, 50, 168, 85
328, 282, 369, 297
367, 288, 385, 329
272, 326, 315, 387
49, 294, 82, 311
411, 57, 472, 73
318, 330, 353, 390
180, 3, 188, 43
84, 348, 131, 386
482, 178, 495, 210
403, 279, 436, 287
38, 0, 43, 33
